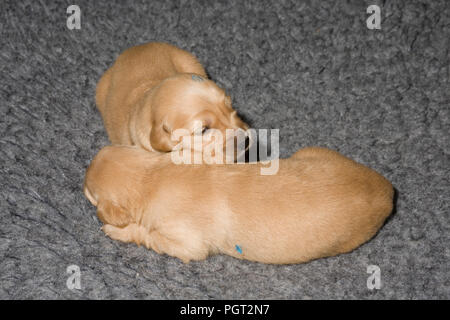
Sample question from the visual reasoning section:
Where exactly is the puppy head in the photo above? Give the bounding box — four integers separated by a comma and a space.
134, 74, 249, 156
83, 146, 158, 226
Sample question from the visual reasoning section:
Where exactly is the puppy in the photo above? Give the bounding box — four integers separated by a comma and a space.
84, 146, 394, 264
96, 42, 248, 153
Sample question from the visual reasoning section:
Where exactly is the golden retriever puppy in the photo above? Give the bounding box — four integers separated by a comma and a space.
84, 146, 394, 264
96, 42, 248, 153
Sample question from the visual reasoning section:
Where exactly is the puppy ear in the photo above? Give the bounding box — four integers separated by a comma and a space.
97, 200, 133, 228
129, 96, 154, 151
149, 123, 174, 152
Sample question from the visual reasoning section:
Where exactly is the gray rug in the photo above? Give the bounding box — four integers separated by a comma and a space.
1, 0, 449, 299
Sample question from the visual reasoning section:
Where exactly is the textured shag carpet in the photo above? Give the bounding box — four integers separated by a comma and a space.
0, 0, 449, 299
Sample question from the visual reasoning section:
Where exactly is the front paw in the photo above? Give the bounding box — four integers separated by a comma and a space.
102, 224, 125, 241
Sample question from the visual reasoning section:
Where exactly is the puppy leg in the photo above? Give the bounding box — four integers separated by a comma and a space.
102, 223, 210, 263
144, 229, 210, 264
97, 201, 134, 228
102, 223, 148, 246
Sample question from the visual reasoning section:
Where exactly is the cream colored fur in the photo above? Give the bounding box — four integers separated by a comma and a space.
96, 42, 248, 152
84, 146, 394, 264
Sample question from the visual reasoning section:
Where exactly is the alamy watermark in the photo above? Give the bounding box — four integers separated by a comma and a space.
367, 5, 381, 30
67, 5, 81, 30
366, 265, 381, 290
67, 5, 381, 31
66, 264, 81, 290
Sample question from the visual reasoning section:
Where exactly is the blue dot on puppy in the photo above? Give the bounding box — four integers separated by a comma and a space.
191, 74, 204, 82
235, 245, 243, 254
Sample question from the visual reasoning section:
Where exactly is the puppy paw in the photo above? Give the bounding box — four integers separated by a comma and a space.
102, 224, 130, 242
146, 230, 205, 263
102, 223, 151, 246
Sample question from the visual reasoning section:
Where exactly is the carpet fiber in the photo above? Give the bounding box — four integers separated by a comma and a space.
0, 0, 449, 299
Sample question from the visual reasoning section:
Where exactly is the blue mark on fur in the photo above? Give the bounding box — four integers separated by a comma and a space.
191, 74, 204, 82
235, 245, 243, 254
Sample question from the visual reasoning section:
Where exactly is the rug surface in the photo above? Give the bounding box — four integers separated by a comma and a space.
0, 0, 448, 299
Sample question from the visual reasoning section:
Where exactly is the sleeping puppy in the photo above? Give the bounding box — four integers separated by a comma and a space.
96, 42, 248, 153
84, 145, 394, 264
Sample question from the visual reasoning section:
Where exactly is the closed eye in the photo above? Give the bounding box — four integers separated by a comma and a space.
202, 126, 209, 134
162, 125, 170, 133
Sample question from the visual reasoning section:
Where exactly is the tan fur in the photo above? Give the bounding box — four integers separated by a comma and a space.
96, 42, 248, 152
83, 146, 394, 264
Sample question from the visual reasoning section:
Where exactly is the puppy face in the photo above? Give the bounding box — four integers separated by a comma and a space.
134, 74, 249, 156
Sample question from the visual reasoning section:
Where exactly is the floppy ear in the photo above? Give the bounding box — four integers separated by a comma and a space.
149, 121, 173, 152
129, 95, 154, 151
97, 200, 133, 228
150, 112, 178, 152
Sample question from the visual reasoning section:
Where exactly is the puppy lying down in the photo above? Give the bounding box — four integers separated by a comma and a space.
96, 42, 248, 153
84, 146, 394, 264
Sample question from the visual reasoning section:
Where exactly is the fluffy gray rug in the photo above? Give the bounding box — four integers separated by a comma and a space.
1, 0, 448, 299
